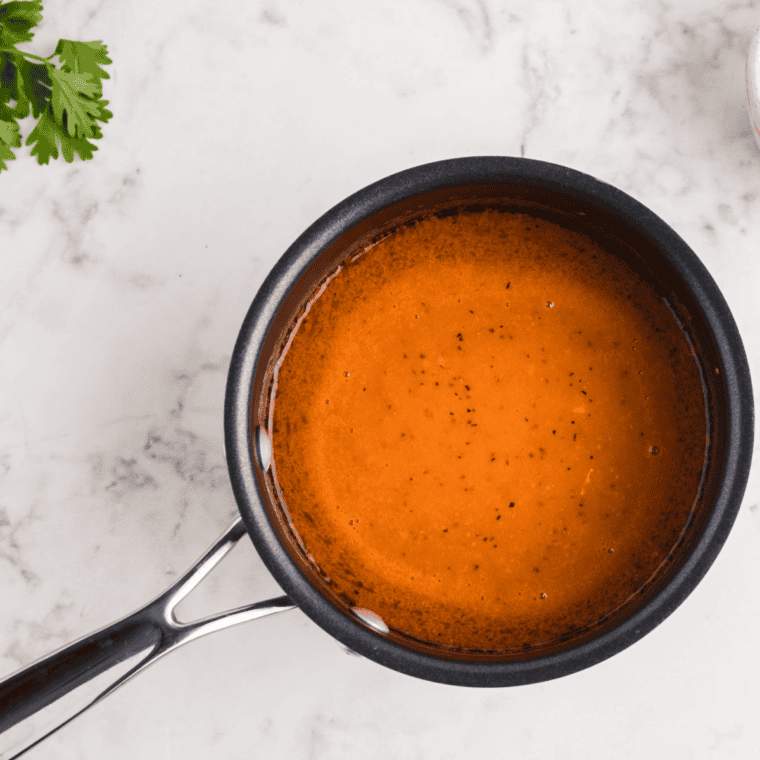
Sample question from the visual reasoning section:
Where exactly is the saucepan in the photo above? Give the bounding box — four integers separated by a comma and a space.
0, 157, 753, 757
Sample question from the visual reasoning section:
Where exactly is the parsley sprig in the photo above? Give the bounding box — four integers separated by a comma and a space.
0, 1, 112, 173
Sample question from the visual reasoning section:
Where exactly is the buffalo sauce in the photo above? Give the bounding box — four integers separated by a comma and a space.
268, 209, 708, 651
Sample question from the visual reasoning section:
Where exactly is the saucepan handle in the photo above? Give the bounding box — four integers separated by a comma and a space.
0, 517, 295, 759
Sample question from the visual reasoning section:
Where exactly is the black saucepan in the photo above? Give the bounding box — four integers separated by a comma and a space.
0, 157, 753, 757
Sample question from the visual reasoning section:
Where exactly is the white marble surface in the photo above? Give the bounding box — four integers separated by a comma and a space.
1, 0, 760, 757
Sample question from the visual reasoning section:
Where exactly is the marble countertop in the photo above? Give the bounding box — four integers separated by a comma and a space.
2, 0, 760, 757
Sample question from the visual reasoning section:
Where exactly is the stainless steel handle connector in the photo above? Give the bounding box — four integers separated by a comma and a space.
0, 517, 295, 758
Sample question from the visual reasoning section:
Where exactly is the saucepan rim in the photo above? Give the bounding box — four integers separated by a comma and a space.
223, 156, 754, 686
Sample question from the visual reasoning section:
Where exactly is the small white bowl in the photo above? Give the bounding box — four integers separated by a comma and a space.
747, 26, 760, 150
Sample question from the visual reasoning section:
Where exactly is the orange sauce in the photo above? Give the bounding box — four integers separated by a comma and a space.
269, 209, 707, 650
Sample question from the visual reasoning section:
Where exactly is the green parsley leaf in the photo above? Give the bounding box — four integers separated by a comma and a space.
0, 114, 20, 144
0, 2, 111, 171
48, 66, 106, 137
0, 113, 20, 170
0, 50, 15, 103
25, 107, 99, 164
0, 140, 16, 169
16, 57, 51, 117
89, 95, 111, 123
58, 123, 98, 162
0, 1, 43, 46
54, 40, 111, 84
24, 106, 56, 162
3, 54, 50, 118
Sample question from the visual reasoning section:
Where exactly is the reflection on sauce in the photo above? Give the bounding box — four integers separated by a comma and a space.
269, 210, 708, 650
